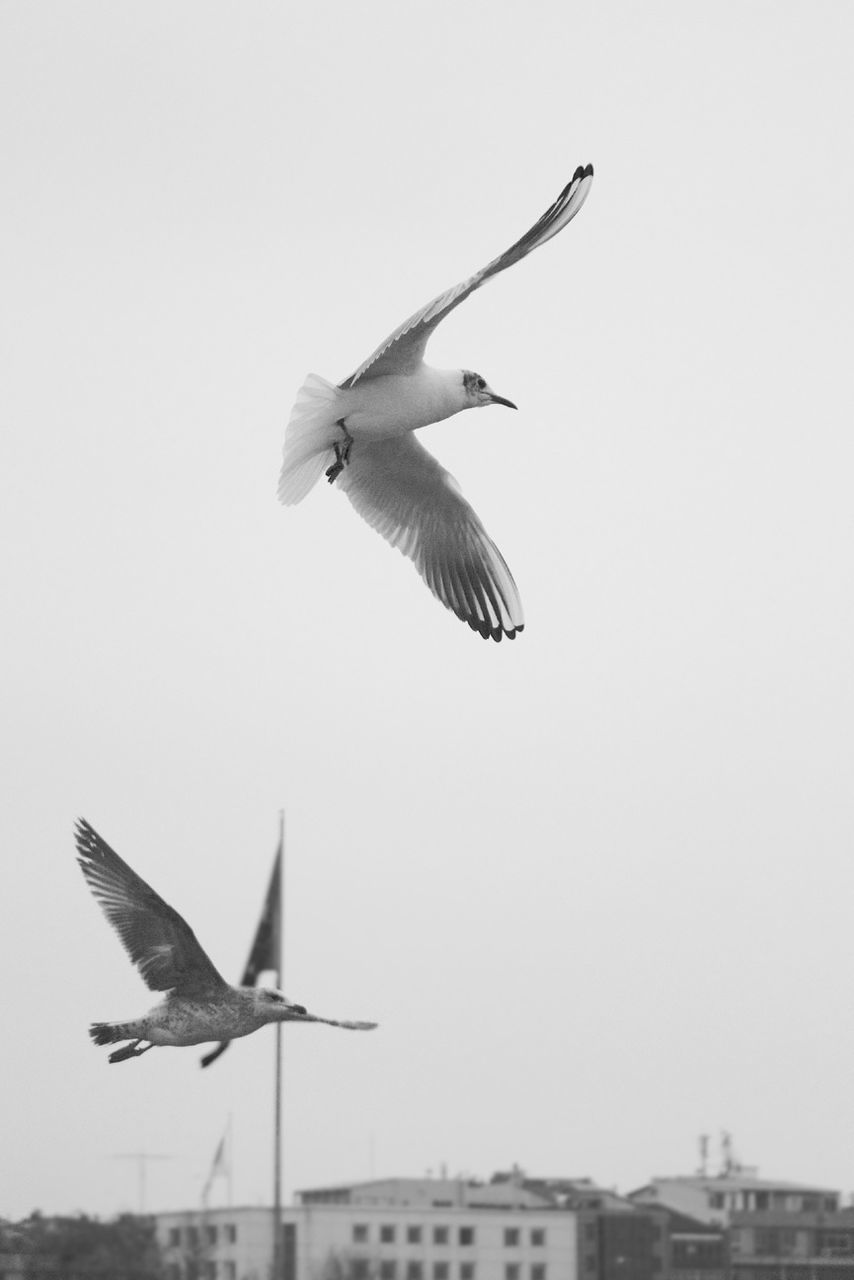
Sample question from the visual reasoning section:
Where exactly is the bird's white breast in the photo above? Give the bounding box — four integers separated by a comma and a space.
341, 366, 464, 439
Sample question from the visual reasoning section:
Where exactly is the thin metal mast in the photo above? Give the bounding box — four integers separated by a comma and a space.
272, 810, 285, 1280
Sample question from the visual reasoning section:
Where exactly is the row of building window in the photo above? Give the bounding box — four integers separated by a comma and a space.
732, 1271, 854, 1280
165, 1263, 236, 1280
352, 1227, 547, 1248
505, 1266, 545, 1280
167, 1224, 239, 1249
708, 1190, 837, 1213
746, 1227, 854, 1258
351, 1262, 546, 1280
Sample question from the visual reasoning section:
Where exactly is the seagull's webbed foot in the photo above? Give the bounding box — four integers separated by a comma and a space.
325, 419, 354, 484
107, 1039, 153, 1064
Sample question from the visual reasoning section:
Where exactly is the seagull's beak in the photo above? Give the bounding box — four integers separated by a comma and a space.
486, 391, 517, 411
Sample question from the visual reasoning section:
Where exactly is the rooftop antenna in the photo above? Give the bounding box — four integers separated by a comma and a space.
720, 1130, 740, 1176
111, 1152, 172, 1213
697, 1134, 709, 1176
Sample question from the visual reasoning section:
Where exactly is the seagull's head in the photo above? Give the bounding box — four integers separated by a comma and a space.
462, 370, 517, 413
254, 988, 307, 1020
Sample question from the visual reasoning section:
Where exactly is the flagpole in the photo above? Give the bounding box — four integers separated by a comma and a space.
272, 810, 285, 1280
201, 1143, 211, 1279
227, 1112, 233, 1208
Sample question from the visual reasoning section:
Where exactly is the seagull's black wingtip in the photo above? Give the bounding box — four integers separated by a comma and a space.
74, 817, 96, 855
574, 162, 594, 180
466, 618, 524, 642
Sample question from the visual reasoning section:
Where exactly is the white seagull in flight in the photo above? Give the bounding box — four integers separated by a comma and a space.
75, 819, 377, 1064
278, 162, 594, 641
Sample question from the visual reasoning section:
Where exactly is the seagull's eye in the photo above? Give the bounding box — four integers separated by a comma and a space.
476, 377, 486, 391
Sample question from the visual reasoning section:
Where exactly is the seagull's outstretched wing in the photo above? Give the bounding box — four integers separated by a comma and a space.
341, 163, 593, 388
337, 433, 523, 641
75, 819, 229, 998
287, 1010, 378, 1031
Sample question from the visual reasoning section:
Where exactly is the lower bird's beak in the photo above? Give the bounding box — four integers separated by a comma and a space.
487, 391, 517, 411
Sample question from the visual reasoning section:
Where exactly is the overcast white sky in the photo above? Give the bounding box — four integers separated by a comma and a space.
2, 0, 854, 1221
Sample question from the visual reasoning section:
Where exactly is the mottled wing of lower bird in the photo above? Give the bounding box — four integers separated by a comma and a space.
340, 163, 593, 388
200, 1009, 376, 1068
75, 819, 229, 998
337, 433, 524, 641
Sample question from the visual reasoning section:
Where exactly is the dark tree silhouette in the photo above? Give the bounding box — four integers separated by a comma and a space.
1, 1211, 164, 1279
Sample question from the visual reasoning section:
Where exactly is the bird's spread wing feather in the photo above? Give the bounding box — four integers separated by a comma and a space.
341, 163, 593, 387
337, 434, 523, 641
74, 819, 229, 998
287, 1011, 378, 1031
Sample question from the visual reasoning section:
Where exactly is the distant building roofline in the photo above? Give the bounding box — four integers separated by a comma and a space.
297, 1177, 480, 1195
654, 1207, 728, 1235
632, 1174, 838, 1194
296, 1173, 605, 1198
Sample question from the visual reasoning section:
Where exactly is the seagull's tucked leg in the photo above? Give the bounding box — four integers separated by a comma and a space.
325, 419, 354, 484
107, 1039, 153, 1064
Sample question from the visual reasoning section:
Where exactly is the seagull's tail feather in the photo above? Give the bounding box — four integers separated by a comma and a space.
278, 373, 343, 505
89, 1020, 134, 1046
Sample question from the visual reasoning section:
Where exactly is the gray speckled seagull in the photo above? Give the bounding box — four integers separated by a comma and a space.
75, 819, 377, 1064
278, 162, 594, 642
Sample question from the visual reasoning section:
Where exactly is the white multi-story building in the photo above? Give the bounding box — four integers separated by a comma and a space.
156, 1197, 578, 1280
158, 1207, 266, 1280
155, 1173, 667, 1280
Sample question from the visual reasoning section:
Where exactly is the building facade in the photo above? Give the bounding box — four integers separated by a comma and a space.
629, 1173, 839, 1228
156, 1200, 578, 1280
658, 1209, 727, 1280
729, 1208, 854, 1279
156, 1175, 668, 1280
573, 1208, 668, 1280
157, 1207, 267, 1280
161, 1170, 854, 1280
